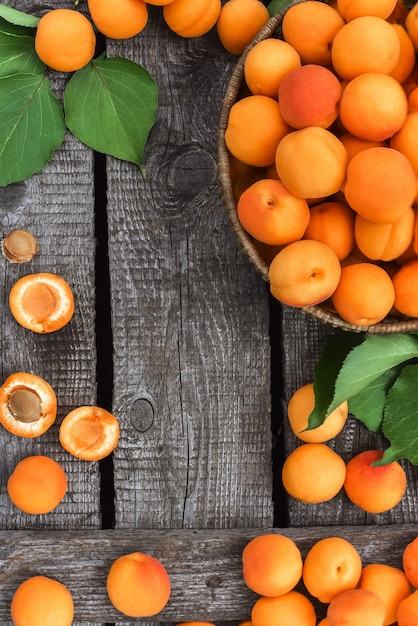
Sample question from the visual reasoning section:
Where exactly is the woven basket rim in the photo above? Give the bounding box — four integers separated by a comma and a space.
217, 1, 418, 334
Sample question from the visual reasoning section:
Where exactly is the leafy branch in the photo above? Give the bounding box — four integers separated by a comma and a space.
0, 4, 158, 185
308, 330, 418, 466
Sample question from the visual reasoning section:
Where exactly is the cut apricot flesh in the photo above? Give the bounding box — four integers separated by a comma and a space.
59, 406, 120, 460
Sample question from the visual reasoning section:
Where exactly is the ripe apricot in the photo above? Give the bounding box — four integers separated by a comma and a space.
275, 127, 347, 199
59, 405, 120, 461
9, 272, 75, 334
339, 73, 408, 142
331, 16, 400, 80
282, 1, 345, 66
287, 383, 348, 443
282, 443, 346, 504
269, 240, 341, 308
7, 455, 67, 514
107, 552, 171, 617
392, 259, 418, 317
343, 147, 416, 224
332, 263, 395, 326
242, 533, 303, 597
337, 0, 397, 21
354, 208, 415, 262
390, 112, 418, 203
217, 0, 270, 56
390, 23, 416, 83
35, 9, 96, 73
163, 0, 221, 38
403, 536, 418, 588
397, 590, 418, 626
302, 537, 363, 603
225, 95, 290, 167
304, 201, 355, 261
359, 563, 411, 625
88, 0, 148, 39
327, 588, 386, 626
11, 575, 74, 626
244, 38, 301, 98
278, 64, 342, 130
339, 133, 385, 161
251, 591, 316, 626
0, 372, 57, 438
405, 2, 418, 51
237, 179, 310, 246
344, 449, 407, 513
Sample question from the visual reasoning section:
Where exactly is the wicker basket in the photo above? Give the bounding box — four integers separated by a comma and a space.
217, 0, 418, 334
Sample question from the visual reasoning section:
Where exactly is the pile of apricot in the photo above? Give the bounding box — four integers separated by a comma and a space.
225, 0, 418, 327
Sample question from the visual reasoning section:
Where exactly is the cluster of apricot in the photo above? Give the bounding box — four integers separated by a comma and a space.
282, 382, 408, 513
240, 531, 418, 625
226, 0, 418, 327
33, 0, 271, 73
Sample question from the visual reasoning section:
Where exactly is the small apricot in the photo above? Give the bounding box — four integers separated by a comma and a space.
7, 455, 67, 514
354, 208, 415, 262
244, 38, 301, 98
359, 563, 411, 625
304, 201, 355, 261
0, 371, 57, 438
217, 0, 270, 56
251, 591, 316, 626
403, 536, 418, 588
163, 0, 221, 38
11, 575, 74, 626
397, 589, 418, 626
327, 588, 386, 626
59, 405, 120, 461
337, 0, 397, 20
88, 0, 148, 39
392, 259, 418, 317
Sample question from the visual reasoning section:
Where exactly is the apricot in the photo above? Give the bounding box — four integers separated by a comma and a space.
282, 443, 346, 504
244, 38, 301, 98
390, 112, 418, 202
327, 588, 386, 626
59, 405, 120, 460
225, 95, 290, 167
269, 240, 341, 307
331, 16, 400, 80
107, 552, 171, 617
278, 64, 341, 130
354, 208, 415, 262
392, 259, 418, 317
332, 263, 395, 326
339, 133, 385, 161
11, 575, 74, 626
87, 0, 148, 39
403, 536, 418, 588
237, 179, 310, 246
242, 533, 303, 597
287, 383, 348, 443
216, 0, 270, 56
302, 537, 363, 603
390, 23, 416, 83
344, 449, 407, 513
7, 455, 67, 514
344, 147, 416, 224
405, 2, 418, 50
281, 1, 345, 66
275, 127, 348, 199
0, 371, 57, 438
337, 0, 397, 20
251, 591, 316, 626
339, 73, 408, 142
163, 0, 221, 38
397, 590, 418, 626
359, 563, 411, 625
304, 201, 355, 261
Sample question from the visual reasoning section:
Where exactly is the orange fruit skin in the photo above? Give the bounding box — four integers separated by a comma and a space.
359, 563, 411, 625
88, 0, 148, 39
393, 259, 418, 317
217, 0, 270, 56
304, 201, 355, 261
107, 552, 171, 617
244, 38, 301, 98
403, 536, 418, 588
11, 575, 74, 626
35, 9, 96, 72
337, 0, 397, 20
397, 589, 418, 626
242, 533, 303, 597
251, 591, 316, 626
7, 455, 67, 514
327, 588, 386, 626
354, 208, 415, 262
343, 449, 407, 513
163, 0, 221, 38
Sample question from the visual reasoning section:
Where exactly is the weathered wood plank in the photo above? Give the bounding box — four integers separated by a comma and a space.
0, 525, 416, 623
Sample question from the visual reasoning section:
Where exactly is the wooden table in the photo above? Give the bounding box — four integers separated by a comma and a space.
1, 1, 418, 624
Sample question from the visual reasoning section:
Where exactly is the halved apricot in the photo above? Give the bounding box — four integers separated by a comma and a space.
0, 372, 57, 438
9, 272, 74, 333
59, 406, 120, 460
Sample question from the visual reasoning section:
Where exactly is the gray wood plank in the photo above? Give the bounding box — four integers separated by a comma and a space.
0, 525, 416, 623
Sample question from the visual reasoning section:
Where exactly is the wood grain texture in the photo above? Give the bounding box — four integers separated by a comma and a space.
0, 525, 416, 623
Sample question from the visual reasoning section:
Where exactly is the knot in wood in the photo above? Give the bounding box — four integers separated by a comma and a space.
166, 148, 216, 198
130, 397, 154, 432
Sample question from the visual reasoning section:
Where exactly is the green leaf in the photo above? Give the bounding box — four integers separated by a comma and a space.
348, 365, 404, 432
64, 54, 159, 175
375, 364, 418, 465
0, 73, 65, 186
308, 330, 365, 429
0, 4, 39, 28
267, 0, 295, 17
0, 20, 45, 77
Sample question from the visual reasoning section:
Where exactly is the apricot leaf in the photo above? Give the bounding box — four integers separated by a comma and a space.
0, 4, 39, 28
375, 364, 418, 465
0, 20, 45, 76
64, 54, 158, 176
0, 73, 65, 186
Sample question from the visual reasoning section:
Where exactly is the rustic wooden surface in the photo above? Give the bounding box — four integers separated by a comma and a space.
0, 0, 417, 624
